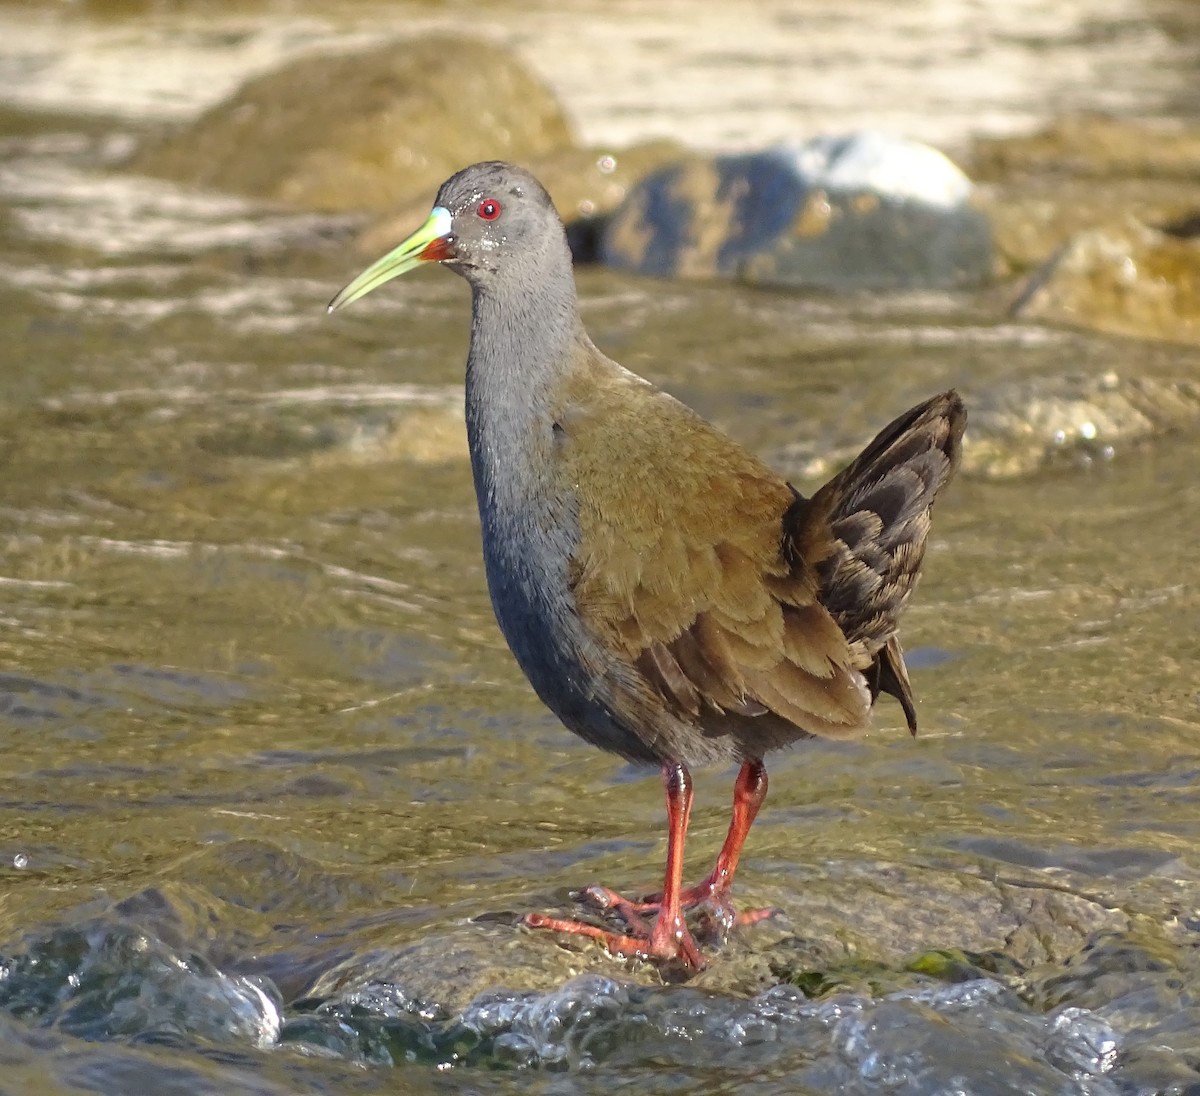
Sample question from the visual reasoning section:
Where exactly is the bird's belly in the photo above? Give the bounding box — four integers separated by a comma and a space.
478, 509, 663, 766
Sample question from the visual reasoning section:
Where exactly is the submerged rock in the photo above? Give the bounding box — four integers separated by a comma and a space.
956, 369, 1200, 478
280, 921, 1193, 1088
291, 860, 1132, 1014
130, 37, 574, 213
600, 133, 995, 290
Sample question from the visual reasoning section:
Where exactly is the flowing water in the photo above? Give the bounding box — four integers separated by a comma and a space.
2, 2, 1200, 1093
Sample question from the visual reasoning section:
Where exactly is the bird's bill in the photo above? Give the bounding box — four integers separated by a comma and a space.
327, 206, 455, 312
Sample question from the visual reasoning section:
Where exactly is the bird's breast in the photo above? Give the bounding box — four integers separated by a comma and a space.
466, 404, 581, 651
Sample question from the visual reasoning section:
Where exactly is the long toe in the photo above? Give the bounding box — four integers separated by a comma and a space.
522, 911, 706, 971
575, 881, 778, 949
578, 885, 654, 933
582, 879, 719, 915
693, 898, 779, 944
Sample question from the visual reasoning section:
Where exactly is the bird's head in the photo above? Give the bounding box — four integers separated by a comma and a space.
328, 161, 569, 310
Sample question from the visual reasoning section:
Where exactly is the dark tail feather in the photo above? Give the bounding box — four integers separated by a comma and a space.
794, 390, 966, 730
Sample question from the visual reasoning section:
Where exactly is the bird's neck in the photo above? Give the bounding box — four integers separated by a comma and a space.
464, 276, 586, 508
462, 266, 591, 671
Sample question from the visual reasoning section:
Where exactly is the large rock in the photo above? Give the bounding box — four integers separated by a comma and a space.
290, 860, 1135, 1014
130, 37, 575, 213
600, 133, 995, 290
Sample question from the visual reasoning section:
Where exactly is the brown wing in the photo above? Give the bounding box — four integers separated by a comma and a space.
556, 362, 874, 757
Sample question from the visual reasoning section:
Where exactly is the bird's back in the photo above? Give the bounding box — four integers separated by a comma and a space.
534, 342, 960, 764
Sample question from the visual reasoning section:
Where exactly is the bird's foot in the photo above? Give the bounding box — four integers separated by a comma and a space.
580, 883, 775, 941
521, 910, 706, 971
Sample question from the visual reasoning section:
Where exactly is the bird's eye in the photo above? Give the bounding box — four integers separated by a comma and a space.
478, 199, 501, 221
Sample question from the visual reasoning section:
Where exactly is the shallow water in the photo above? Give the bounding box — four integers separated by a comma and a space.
3, 2, 1200, 1094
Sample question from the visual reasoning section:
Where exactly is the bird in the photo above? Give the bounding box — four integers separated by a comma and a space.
329, 161, 966, 972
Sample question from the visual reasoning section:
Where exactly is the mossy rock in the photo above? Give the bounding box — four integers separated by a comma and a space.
130, 37, 575, 213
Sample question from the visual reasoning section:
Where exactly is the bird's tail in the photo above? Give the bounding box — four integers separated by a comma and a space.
791, 390, 966, 732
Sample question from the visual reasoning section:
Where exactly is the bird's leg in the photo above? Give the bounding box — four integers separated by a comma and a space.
647, 761, 702, 961
523, 761, 706, 969
585, 759, 771, 929
687, 757, 769, 912
684, 758, 774, 931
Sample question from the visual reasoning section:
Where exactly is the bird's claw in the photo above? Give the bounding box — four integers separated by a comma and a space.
576, 879, 772, 945
521, 910, 706, 970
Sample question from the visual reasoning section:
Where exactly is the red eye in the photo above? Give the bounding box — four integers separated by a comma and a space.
478, 199, 501, 221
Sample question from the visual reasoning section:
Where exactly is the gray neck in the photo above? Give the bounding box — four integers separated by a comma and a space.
464, 269, 583, 516
462, 259, 589, 692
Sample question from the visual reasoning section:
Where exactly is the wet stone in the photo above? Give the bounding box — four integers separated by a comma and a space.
919, 368, 1200, 478
0, 886, 1198, 1088
300, 921, 615, 1022
600, 133, 994, 290
1013, 216, 1200, 345
293, 861, 1134, 1014
1022, 929, 1190, 1014
975, 177, 1200, 273
969, 114, 1200, 273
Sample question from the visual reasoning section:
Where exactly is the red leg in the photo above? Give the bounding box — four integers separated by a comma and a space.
644, 761, 699, 962
589, 758, 769, 918
692, 757, 768, 906
523, 761, 705, 969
